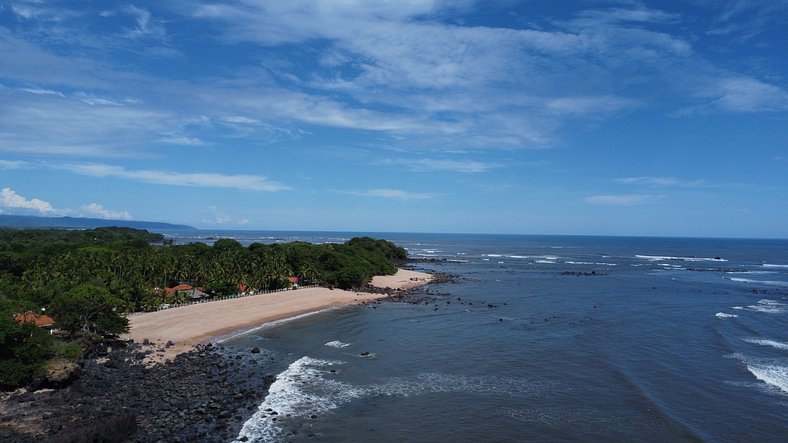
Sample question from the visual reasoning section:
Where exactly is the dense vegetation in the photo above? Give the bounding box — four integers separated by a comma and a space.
0, 227, 407, 389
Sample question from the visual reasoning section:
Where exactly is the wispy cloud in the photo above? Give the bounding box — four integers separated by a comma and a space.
1, 0, 786, 162
0, 159, 30, 169
678, 76, 788, 115
585, 194, 664, 206
381, 158, 498, 173
344, 189, 436, 201
61, 163, 290, 192
708, 0, 788, 40
21, 88, 65, 98
613, 176, 708, 187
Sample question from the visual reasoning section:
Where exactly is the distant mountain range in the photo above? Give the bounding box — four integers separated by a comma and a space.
0, 214, 195, 230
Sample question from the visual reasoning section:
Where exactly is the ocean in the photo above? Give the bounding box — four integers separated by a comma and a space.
158, 231, 788, 442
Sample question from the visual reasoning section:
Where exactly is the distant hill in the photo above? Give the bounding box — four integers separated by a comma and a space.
0, 214, 195, 230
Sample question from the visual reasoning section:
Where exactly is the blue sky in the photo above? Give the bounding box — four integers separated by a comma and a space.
1, 1, 786, 237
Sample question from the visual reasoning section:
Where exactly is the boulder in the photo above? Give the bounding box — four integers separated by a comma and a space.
32, 358, 81, 389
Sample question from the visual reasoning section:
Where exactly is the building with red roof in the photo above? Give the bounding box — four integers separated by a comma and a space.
14, 311, 55, 327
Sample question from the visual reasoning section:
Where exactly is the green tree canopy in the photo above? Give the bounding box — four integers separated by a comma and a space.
0, 299, 53, 389
50, 284, 129, 336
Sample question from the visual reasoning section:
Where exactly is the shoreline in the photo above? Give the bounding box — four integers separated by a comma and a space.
122, 268, 433, 363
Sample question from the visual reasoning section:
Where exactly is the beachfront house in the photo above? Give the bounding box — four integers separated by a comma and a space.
14, 310, 58, 334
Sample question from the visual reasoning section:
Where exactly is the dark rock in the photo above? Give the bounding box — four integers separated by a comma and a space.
49, 410, 137, 443
31, 358, 80, 389
251, 347, 260, 354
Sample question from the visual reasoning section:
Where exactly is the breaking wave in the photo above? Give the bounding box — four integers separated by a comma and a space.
233, 356, 553, 443
635, 255, 727, 262
747, 364, 788, 394
744, 338, 788, 351
728, 277, 788, 287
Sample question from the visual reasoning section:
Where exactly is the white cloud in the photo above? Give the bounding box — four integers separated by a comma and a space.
221, 116, 260, 125
80, 203, 133, 220
0, 187, 56, 213
0, 88, 176, 157
544, 96, 638, 116
2, 0, 785, 162
346, 188, 436, 201
61, 163, 290, 192
0, 160, 30, 169
123, 5, 166, 39
157, 136, 204, 146
21, 87, 65, 98
584, 194, 663, 206
676, 76, 788, 115
202, 206, 249, 225
613, 176, 708, 187
203, 206, 232, 225
708, 77, 788, 113
382, 158, 498, 173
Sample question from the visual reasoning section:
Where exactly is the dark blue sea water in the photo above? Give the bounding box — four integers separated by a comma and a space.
159, 231, 788, 442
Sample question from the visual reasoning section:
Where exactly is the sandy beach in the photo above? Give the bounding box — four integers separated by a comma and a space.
123, 268, 432, 363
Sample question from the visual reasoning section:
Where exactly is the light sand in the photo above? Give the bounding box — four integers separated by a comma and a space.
122, 268, 432, 363
370, 268, 433, 290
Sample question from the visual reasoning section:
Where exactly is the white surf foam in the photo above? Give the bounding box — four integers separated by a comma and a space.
217, 309, 337, 343
233, 357, 363, 443
564, 261, 617, 266
716, 312, 738, 319
763, 264, 788, 269
325, 340, 351, 348
729, 277, 788, 287
234, 357, 553, 442
727, 354, 788, 396
743, 299, 787, 314
747, 364, 788, 394
728, 271, 778, 275
744, 338, 788, 351
635, 255, 727, 262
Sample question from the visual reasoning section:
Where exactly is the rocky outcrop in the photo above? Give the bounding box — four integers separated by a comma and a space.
30, 359, 80, 390
0, 342, 277, 443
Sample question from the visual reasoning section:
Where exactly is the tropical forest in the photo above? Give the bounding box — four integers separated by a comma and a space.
0, 227, 406, 389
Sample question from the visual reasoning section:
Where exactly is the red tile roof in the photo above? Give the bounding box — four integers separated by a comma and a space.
14, 311, 55, 327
